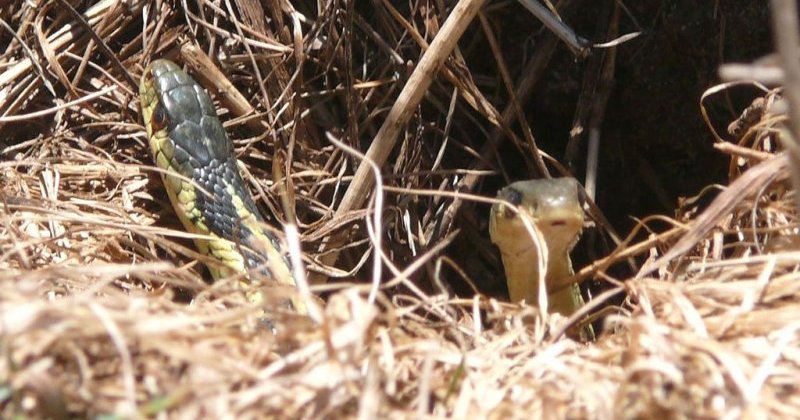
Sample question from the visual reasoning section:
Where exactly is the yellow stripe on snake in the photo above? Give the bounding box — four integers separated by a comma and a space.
489, 178, 594, 341
139, 59, 305, 315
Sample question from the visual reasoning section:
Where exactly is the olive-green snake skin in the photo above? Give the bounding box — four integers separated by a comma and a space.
489, 178, 594, 340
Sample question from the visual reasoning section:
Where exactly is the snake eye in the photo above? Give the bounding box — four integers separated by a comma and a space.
505, 188, 523, 206
151, 104, 169, 131
497, 188, 525, 218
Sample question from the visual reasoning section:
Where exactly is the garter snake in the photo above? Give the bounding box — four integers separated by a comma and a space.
489, 178, 594, 340
139, 59, 305, 314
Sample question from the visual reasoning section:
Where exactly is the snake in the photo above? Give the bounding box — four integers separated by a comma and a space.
139, 59, 305, 314
489, 178, 594, 340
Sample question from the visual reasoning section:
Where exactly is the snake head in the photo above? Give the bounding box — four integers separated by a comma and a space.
489, 177, 585, 257
140, 59, 233, 167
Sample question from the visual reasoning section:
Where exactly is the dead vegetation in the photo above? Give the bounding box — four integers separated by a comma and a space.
1, 0, 799, 418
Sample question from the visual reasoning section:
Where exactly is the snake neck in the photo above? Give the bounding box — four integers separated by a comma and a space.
503, 245, 581, 316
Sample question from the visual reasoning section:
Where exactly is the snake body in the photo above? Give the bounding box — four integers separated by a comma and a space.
489, 178, 593, 340
140, 59, 303, 312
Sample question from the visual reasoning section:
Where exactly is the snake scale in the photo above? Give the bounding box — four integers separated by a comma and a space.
139, 59, 305, 314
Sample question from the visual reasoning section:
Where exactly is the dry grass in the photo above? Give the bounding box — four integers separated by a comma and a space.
1, 0, 799, 418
